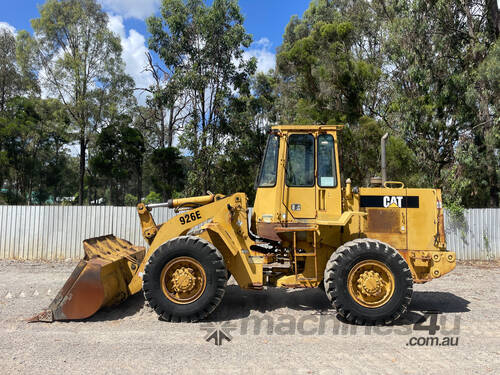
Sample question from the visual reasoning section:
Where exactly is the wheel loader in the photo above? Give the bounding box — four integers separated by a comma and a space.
30, 125, 456, 325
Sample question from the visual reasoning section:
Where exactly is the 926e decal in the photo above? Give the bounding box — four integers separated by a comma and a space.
179, 210, 202, 225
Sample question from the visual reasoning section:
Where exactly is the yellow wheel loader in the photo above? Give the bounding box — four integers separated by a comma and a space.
29, 125, 456, 325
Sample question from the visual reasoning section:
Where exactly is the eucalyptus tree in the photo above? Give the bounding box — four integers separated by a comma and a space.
90, 115, 145, 206
274, 0, 499, 207
22, 0, 133, 204
379, 0, 499, 207
147, 0, 256, 194
138, 52, 189, 149
0, 28, 38, 113
0, 97, 76, 204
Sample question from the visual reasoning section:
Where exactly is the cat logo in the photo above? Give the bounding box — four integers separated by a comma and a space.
360, 195, 419, 208
383, 196, 403, 208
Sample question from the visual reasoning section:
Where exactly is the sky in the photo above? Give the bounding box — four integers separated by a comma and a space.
0, 0, 311, 101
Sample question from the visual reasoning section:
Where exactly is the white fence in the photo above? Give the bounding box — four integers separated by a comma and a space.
0, 205, 175, 260
444, 209, 499, 261
0, 206, 498, 260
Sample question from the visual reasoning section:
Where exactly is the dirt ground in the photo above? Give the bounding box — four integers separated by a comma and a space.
0, 261, 499, 374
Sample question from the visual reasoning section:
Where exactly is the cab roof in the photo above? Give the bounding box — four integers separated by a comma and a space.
271, 124, 344, 132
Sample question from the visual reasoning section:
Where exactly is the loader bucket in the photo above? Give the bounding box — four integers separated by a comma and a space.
28, 235, 145, 322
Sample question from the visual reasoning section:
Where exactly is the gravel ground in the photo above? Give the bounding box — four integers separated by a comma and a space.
0, 260, 499, 374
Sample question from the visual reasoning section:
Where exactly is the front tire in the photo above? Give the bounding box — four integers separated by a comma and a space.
143, 236, 227, 322
324, 239, 413, 325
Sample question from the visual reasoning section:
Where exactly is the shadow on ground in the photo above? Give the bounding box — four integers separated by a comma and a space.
88, 281, 470, 326
89, 293, 146, 322
209, 286, 470, 325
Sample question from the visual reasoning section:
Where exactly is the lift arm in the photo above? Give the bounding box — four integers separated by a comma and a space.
128, 193, 248, 295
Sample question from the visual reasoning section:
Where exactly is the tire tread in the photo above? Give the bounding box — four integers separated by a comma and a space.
143, 235, 227, 322
323, 239, 413, 325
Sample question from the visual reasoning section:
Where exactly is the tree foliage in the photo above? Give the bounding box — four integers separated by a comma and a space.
277, 2, 379, 124
0, 97, 76, 204
377, 0, 499, 207
24, 0, 135, 204
273, 0, 499, 207
89, 116, 145, 205
0, 0, 498, 209
148, 0, 257, 194
149, 147, 185, 201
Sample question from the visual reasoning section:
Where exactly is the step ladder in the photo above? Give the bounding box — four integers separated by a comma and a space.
274, 226, 318, 283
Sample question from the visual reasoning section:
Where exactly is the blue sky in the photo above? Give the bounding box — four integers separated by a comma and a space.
0, 0, 311, 97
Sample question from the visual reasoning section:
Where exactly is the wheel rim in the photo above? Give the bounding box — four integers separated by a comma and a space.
347, 260, 395, 308
160, 256, 207, 304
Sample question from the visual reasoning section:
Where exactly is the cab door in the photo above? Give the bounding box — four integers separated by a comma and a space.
283, 133, 316, 219
316, 133, 342, 220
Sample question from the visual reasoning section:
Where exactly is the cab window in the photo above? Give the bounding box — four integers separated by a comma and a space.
258, 134, 279, 187
317, 134, 337, 187
286, 134, 315, 187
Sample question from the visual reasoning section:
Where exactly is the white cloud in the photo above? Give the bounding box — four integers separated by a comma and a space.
108, 14, 154, 103
39, 48, 68, 100
244, 37, 276, 73
254, 38, 271, 49
38, 15, 153, 104
100, 0, 160, 20
107, 13, 126, 38
0, 21, 16, 34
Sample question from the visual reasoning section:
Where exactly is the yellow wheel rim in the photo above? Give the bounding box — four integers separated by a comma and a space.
160, 257, 207, 304
347, 260, 395, 308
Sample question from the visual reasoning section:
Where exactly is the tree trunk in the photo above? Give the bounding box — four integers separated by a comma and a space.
489, 165, 499, 207
160, 107, 165, 149
110, 183, 117, 206
79, 136, 86, 205
0, 84, 5, 113
477, 81, 498, 207
137, 169, 143, 204
168, 106, 175, 147
487, 0, 499, 39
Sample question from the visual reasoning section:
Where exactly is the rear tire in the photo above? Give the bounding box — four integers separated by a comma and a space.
323, 239, 413, 325
143, 236, 227, 322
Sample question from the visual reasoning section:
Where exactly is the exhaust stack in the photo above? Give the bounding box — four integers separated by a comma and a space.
381, 133, 389, 184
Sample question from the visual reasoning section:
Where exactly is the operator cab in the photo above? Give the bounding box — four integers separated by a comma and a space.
253, 125, 343, 239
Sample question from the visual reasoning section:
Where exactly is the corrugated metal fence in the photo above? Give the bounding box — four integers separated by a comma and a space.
0, 206, 175, 260
0, 206, 498, 260
444, 209, 499, 261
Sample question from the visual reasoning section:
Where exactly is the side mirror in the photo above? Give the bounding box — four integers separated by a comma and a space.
345, 178, 352, 199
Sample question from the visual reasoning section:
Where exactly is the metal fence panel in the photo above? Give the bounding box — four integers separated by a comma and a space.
444, 208, 499, 261
0, 206, 498, 260
0, 205, 176, 260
